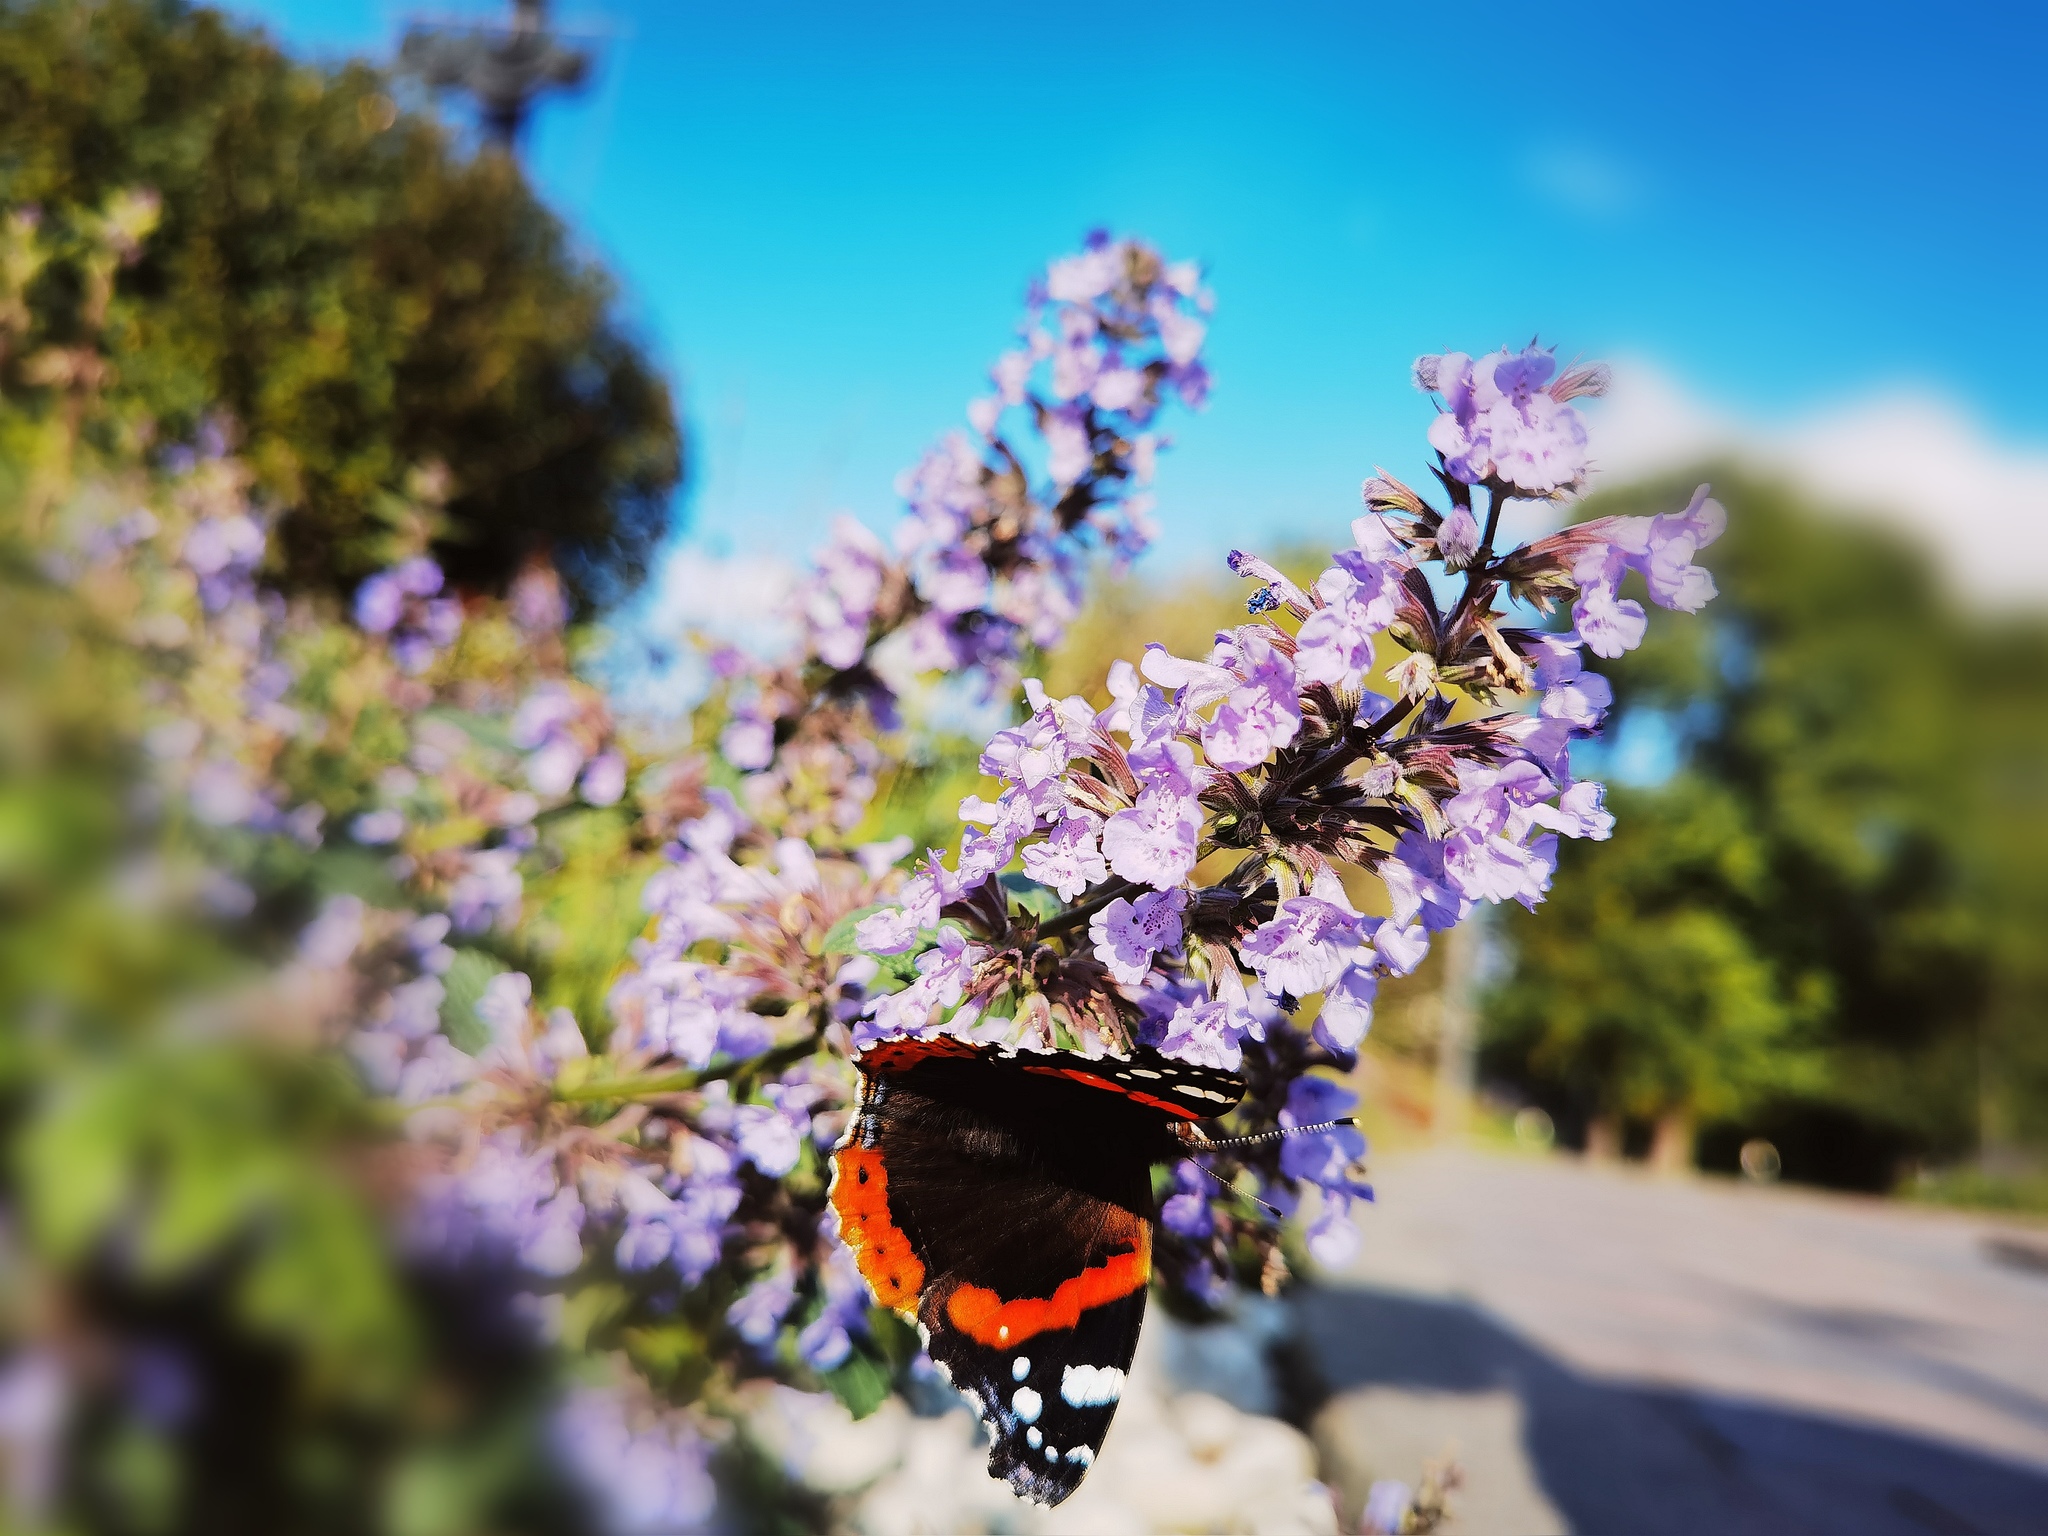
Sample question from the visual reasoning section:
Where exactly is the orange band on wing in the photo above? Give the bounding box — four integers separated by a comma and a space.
944, 1223, 1151, 1348
829, 1146, 926, 1317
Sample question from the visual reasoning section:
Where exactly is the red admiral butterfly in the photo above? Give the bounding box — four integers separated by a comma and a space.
829, 1036, 1248, 1507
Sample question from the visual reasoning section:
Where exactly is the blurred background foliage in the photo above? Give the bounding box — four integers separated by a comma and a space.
0, 0, 683, 609
1480, 474, 2048, 1194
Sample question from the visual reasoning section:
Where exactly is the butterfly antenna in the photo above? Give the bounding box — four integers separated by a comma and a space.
1195, 1116, 1359, 1150
1185, 1157, 1283, 1219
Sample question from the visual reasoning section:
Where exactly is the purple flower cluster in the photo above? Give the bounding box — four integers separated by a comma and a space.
706, 233, 1212, 838
1278, 1076, 1372, 1267
179, 511, 265, 613
612, 1153, 740, 1286
411, 1131, 586, 1277
353, 556, 463, 674
511, 682, 627, 806
1415, 345, 1605, 496
553, 1388, 716, 1535
841, 339, 1719, 1275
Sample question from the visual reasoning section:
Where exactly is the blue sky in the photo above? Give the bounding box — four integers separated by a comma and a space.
232, 1, 2048, 574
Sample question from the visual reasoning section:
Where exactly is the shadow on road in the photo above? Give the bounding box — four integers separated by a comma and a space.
1293, 1284, 2048, 1536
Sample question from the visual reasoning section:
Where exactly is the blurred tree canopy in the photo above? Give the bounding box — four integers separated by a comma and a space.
0, 0, 683, 606
1484, 472, 2048, 1191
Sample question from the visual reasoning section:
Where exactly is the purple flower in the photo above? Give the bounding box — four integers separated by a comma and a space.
719, 710, 776, 771
1306, 1192, 1363, 1268
852, 853, 962, 955
1538, 654, 1613, 733
802, 515, 889, 668
1158, 994, 1252, 1070
980, 698, 1085, 787
1240, 894, 1367, 998
355, 557, 462, 666
1161, 1160, 1214, 1238
1531, 779, 1615, 841
448, 848, 524, 933
856, 926, 985, 1045
351, 807, 406, 844
353, 572, 404, 634
1043, 405, 1092, 486
1571, 559, 1650, 659
1141, 642, 1238, 711
189, 758, 259, 826
1363, 1479, 1413, 1536
1567, 487, 1724, 657
1051, 304, 1101, 400
916, 544, 993, 615
1371, 918, 1430, 976
614, 1150, 741, 1284
1101, 786, 1202, 890
726, 1263, 798, 1348
298, 894, 365, 969
1201, 633, 1302, 772
1089, 888, 1186, 985
1021, 812, 1108, 900
580, 750, 627, 807
1296, 556, 1402, 691
392, 555, 445, 597
798, 1239, 873, 1372
1126, 724, 1200, 799
632, 961, 763, 1067
1314, 965, 1377, 1052
526, 736, 587, 797
732, 1082, 818, 1178
1279, 1076, 1369, 1194
1420, 345, 1592, 494
511, 562, 570, 632
1637, 486, 1726, 612
1437, 505, 1481, 568
412, 1132, 586, 1276
553, 1389, 716, 1535
1380, 833, 1469, 933
1444, 826, 1556, 908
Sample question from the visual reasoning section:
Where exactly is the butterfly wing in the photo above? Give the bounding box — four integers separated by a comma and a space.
831, 1047, 1181, 1505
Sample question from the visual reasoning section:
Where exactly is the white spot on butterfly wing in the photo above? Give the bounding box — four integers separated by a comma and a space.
1061, 1364, 1125, 1406
1011, 1386, 1042, 1423
1171, 1083, 1233, 1102
1066, 1445, 1094, 1466
1012, 1356, 1031, 1382
1128, 1068, 1162, 1079
1027, 1427, 1042, 1449
1044, 1443, 1060, 1461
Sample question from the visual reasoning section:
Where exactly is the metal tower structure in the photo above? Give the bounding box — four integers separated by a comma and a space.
398, 0, 591, 151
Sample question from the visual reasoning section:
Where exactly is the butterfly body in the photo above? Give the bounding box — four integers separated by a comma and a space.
829, 1038, 1245, 1505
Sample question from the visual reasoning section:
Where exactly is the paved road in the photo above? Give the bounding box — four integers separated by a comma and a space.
1299, 1147, 2048, 1536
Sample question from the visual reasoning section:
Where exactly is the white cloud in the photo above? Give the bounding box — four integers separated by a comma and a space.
1588, 360, 2048, 608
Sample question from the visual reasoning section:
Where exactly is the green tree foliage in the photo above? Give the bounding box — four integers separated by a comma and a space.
0, 0, 682, 606
1484, 471, 2048, 1189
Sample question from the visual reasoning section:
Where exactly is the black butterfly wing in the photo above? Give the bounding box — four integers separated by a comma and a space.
830, 1042, 1231, 1505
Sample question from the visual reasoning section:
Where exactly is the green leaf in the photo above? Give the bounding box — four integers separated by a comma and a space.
822, 1344, 893, 1421
310, 845, 407, 906
822, 904, 890, 955
999, 872, 1062, 922
438, 948, 509, 1053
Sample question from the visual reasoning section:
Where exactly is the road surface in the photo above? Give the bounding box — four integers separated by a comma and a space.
1300, 1146, 2048, 1535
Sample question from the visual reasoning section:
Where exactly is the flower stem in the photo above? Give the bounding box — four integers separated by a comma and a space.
555, 1034, 820, 1103
1036, 878, 1142, 940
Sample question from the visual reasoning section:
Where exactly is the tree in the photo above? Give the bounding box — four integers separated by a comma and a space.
1484, 469, 2048, 1190
0, 0, 682, 607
